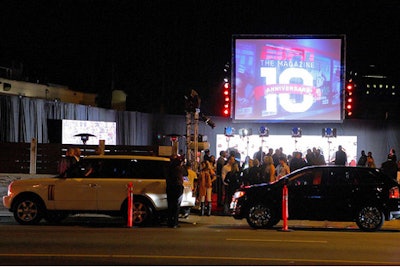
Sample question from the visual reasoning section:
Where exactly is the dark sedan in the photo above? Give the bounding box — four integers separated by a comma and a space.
230, 166, 400, 231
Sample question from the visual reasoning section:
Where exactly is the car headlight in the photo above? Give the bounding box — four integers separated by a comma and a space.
233, 191, 246, 199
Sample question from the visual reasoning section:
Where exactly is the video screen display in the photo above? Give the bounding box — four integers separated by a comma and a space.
62, 119, 117, 145
233, 35, 345, 122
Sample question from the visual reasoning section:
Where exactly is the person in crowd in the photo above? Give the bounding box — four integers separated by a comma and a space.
206, 154, 217, 192
241, 158, 253, 186
357, 150, 368, 166
367, 151, 376, 168
203, 149, 211, 162
216, 150, 227, 207
314, 149, 326, 165
240, 155, 250, 170
279, 147, 287, 161
207, 154, 216, 167
305, 148, 315, 166
166, 154, 185, 228
276, 156, 290, 179
57, 147, 75, 177
185, 161, 197, 194
221, 155, 236, 214
247, 158, 261, 184
222, 155, 235, 183
253, 146, 266, 164
260, 155, 276, 183
223, 162, 242, 215
381, 154, 398, 180
266, 148, 274, 157
389, 148, 397, 162
198, 161, 216, 216
64, 147, 85, 177
272, 148, 281, 167
333, 145, 347, 165
73, 147, 81, 163
289, 151, 307, 171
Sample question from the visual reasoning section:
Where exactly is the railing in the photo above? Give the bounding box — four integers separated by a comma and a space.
0, 142, 158, 174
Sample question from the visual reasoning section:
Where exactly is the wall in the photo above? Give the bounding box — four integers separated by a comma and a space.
1, 94, 399, 166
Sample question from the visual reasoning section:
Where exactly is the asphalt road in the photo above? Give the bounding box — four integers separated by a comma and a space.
1, 214, 400, 266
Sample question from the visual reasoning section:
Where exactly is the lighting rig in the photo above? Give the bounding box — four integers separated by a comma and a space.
184, 90, 215, 170
322, 128, 337, 162
291, 127, 302, 151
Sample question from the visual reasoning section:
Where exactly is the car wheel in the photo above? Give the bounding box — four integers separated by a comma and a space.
355, 206, 384, 232
44, 211, 69, 224
123, 198, 154, 226
246, 203, 277, 229
13, 197, 44, 225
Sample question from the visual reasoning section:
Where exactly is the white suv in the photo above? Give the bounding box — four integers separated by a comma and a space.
3, 155, 196, 226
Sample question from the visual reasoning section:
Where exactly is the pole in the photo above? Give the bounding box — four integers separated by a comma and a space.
193, 109, 199, 171
185, 112, 192, 164
127, 182, 134, 228
279, 183, 293, 232
30, 138, 37, 174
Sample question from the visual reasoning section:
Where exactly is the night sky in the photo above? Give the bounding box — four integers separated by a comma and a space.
1, 0, 399, 115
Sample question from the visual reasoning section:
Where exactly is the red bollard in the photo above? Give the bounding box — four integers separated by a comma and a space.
279, 183, 292, 232
127, 182, 134, 228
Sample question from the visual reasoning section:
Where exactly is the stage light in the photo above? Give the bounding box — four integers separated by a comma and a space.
291, 127, 302, 137
322, 128, 337, 137
222, 81, 231, 117
224, 126, 234, 137
239, 128, 252, 137
345, 81, 355, 117
200, 113, 215, 129
259, 126, 269, 137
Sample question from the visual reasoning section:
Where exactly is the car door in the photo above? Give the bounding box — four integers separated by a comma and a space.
52, 167, 97, 210
323, 167, 356, 220
287, 169, 324, 219
91, 159, 131, 211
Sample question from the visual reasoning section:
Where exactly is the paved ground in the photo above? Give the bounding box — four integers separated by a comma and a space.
1, 173, 400, 230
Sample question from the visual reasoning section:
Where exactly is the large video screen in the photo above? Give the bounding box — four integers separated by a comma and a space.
62, 119, 117, 145
233, 35, 345, 122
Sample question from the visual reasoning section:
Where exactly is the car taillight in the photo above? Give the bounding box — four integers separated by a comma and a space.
389, 186, 400, 199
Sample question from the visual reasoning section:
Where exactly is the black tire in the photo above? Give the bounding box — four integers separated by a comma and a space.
246, 203, 277, 229
123, 197, 154, 226
44, 211, 69, 224
13, 197, 44, 225
355, 206, 384, 232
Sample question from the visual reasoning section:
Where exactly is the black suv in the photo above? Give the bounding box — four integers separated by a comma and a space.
230, 166, 400, 231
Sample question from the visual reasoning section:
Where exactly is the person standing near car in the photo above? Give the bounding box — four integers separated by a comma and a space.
276, 156, 290, 179
223, 162, 242, 215
222, 155, 236, 214
198, 161, 216, 216
333, 145, 347, 166
260, 155, 276, 183
381, 154, 398, 180
58, 147, 75, 177
166, 154, 184, 228
367, 151, 376, 168
216, 150, 227, 207
357, 150, 368, 166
